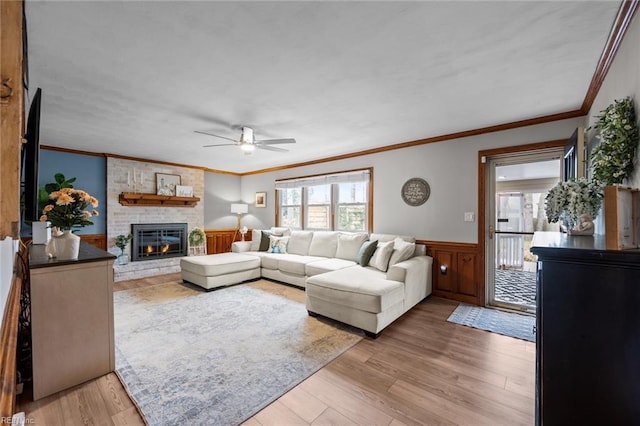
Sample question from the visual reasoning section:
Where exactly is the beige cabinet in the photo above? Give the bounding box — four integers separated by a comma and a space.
30, 246, 115, 400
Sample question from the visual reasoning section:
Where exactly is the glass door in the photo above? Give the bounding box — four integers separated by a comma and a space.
486, 152, 562, 313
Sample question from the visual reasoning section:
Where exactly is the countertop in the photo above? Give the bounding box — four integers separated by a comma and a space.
30, 241, 116, 269
530, 231, 640, 265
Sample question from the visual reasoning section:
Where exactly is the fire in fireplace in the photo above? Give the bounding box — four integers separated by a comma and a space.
131, 223, 188, 262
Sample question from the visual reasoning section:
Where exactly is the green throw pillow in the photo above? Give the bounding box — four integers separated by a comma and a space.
259, 231, 272, 251
356, 240, 378, 266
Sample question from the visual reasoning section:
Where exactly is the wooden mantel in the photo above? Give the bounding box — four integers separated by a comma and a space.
118, 192, 200, 207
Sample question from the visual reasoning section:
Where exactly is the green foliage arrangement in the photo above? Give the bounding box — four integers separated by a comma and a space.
545, 178, 603, 230
38, 173, 76, 211
590, 97, 639, 185
115, 234, 133, 252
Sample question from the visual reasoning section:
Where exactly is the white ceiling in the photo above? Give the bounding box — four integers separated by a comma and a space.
25, 1, 621, 174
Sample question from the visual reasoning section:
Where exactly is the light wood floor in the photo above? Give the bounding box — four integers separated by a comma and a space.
17, 273, 535, 425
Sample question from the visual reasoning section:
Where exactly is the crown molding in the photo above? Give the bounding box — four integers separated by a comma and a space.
581, 0, 639, 114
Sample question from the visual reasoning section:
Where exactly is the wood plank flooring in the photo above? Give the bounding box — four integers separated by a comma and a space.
17, 273, 534, 425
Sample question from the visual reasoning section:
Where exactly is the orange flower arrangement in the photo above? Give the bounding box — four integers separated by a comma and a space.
40, 188, 99, 230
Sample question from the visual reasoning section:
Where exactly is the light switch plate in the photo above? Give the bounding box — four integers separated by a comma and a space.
464, 212, 475, 222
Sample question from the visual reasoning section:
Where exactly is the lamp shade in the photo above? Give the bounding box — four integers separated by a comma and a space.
230, 203, 248, 214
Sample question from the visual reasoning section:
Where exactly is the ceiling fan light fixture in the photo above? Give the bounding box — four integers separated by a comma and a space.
199, 125, 294, 155
240, 127, 254, 144
240, 143, 255, 153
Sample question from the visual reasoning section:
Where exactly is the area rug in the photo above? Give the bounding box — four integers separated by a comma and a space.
447, 304, 536, 342
114, 280, 363, 425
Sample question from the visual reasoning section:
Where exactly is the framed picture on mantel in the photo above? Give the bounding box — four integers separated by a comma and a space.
175, 185, 193, 197
156, 173, 181, 196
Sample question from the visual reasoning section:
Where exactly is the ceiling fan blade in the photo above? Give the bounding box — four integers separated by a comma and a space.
194, 130, 238, 143
256, 145, 288, 153
255, 138, 296, 145
202, 143, 237, 148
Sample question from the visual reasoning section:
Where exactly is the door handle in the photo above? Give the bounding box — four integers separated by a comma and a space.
489, 225, 495, 240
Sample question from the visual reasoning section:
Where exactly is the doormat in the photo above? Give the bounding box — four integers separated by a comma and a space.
447, 304, 536, 342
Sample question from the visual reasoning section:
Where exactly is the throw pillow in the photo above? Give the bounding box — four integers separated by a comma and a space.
356, 240, 378, 266
286, 231, 314, 255
270, 227, 291, 237
369, 241, 394, 272
259, 231, 272, 251
250, 229, 263, 251
389, 237, 416, 266
336, 233, 369, 261
308, 231, 339, 257
267, 236, 289, 254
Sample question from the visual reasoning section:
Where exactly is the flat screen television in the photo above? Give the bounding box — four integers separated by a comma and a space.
21, 87, 42, 223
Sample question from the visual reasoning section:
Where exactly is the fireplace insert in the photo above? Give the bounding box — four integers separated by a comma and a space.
131, 223, 188, 261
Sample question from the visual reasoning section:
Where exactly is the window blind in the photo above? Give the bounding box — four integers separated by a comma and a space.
275, 169, 370, 189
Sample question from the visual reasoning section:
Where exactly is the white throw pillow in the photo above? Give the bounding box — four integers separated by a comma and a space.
335, 233, 369, 261
389, 237, 416, 266
308, 232, 339, 258
250, 229, 262, 251
287, 231, 314, 255
369, 241, 394, 272
267, 236, 289, 254
270, 227, 291, 236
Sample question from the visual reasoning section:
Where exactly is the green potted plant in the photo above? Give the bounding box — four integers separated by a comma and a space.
590, 97, 639, 186
545, 178, 603, 234
115, 234, 133, 265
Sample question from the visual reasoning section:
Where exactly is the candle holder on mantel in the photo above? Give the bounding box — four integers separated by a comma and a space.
127, 169, 145, 193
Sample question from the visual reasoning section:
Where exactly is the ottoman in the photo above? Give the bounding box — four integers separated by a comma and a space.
180, 252, 261, 290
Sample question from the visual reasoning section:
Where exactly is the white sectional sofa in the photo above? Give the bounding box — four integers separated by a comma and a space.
182, 228, 432, 337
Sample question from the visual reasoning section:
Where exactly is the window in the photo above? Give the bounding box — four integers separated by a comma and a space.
336, 181, 367, 231
306, 184, 331, 230
275, 169, 372, 232
279, 188, 302, 229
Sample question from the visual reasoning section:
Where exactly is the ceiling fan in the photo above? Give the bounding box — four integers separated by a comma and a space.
195, 126, 296, 155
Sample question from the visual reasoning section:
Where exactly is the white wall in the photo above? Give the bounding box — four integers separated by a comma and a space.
0, 238, 18, 323
204, 172, 242, 229
240, 117, 583, 243
586, 12, 640, 188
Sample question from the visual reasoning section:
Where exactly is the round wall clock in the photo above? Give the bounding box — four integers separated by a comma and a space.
401, 178, 430, 206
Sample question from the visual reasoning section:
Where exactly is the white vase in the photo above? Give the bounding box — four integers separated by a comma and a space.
53, 230, 81, 260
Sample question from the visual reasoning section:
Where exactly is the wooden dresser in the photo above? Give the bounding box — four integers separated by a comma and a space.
530, 232, 640, 425
29, 243, 116, 400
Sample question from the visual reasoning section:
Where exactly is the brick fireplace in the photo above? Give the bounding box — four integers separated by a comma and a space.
107, 157, 205, 281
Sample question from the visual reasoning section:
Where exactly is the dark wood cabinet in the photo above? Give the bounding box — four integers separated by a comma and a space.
205, 228, 253, 254
531, 232, 640, 425
429, 243, 480, 305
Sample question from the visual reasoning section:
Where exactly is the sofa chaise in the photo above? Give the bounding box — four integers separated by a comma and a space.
181, 228, 432, 337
